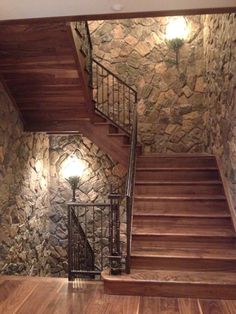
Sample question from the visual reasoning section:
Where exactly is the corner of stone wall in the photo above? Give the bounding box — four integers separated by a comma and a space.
0, 82, 50, 276
203, 13, 236, 211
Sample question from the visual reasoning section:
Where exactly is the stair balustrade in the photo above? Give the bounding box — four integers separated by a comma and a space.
75, 21, 137, 135
71, 21, 138, 277
68, 203, 110, 280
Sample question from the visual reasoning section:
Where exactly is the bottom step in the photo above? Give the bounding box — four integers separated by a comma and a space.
102, 269, 236, 299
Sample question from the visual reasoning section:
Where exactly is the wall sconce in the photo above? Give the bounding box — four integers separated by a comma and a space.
165, 17, 188, 65
63, 155, 85, 202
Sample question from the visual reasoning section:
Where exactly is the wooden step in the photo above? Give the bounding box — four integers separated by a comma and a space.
137, 155, 216, 168
131, 247, 236, 271
133, 215, 232, 228
102, 269, 236, 299
133, 208, 230, 218
132, 220, 235, 237
93, 121, 120, 134
136, 167, 219, 181
108, 133, 130, 144
134, 195, 228, 213
135, 181, 224, 195
132, 234, 236, 250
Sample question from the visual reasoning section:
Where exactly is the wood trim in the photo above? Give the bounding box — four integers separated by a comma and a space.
0, 7, 236, 25
216, 156, 236, 232
66, 22, 93, 119
0, 75, 26, 128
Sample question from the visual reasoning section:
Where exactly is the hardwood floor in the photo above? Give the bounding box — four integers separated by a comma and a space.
1, 275, 236, 314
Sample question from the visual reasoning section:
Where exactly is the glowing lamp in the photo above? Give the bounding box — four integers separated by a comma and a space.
166, 17, 188, 41
63, 156, 85, 202
165, 17, 188, 66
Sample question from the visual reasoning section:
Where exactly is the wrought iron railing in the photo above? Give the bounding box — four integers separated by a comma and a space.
68, 202, 110, 280
74, 21, 137, 135
72, 21, 138, 277
93, 60, 137, 134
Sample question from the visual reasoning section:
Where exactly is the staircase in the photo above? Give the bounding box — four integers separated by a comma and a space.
1, 20, 236, 299
0, 21, 139, 166
103, 154, 236, 299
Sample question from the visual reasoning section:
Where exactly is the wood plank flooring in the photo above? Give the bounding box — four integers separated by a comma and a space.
1, 275, 236, 314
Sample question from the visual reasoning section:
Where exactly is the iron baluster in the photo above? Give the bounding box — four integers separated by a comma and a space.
73, 21, 139, 277
67, 203, 110, 280
109, 191, 122, 275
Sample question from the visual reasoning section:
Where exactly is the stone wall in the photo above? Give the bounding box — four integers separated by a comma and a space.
1, 13, 236, 277
0, 82, 50, 276
0, 81, 127, 277
90, 17, 207, 153
204, 13, 236, 206
47, 135, 126, 277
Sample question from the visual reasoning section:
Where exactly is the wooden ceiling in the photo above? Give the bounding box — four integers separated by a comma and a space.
0, 22, 90, 131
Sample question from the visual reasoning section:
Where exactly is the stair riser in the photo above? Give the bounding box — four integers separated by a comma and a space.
136, 170, 219, 181
133, 216, 232, 228
134, 199, 228, 212
132, 236, 236, 250
135, 184, 224, 195
137, 157, 217, 168
104, 281, 236, 299
109, 134, 130, 145
131, 256, 236, 272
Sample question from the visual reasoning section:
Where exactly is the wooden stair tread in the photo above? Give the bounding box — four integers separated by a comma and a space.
133, 210, 230, 218
134, 195, 226, 200
102, 269, 236, 285
136, 167, 218, 171
138, 154, 215, 158
132, 228, 235, 237
131, 248, 236, 260
135, 180, 222, 185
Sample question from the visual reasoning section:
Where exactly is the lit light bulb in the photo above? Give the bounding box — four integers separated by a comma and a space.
63, 156, 85, 180
166, 17, 188, 40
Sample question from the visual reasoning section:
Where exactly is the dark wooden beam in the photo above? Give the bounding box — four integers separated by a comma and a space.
0, 7, 236, 25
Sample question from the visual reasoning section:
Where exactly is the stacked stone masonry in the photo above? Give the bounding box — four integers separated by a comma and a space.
90, 16, 208, 154
204, 14, 236, 208
0, 13, 236, 277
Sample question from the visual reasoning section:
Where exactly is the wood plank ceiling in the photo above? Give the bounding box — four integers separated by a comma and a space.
0, 22, 89, 131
